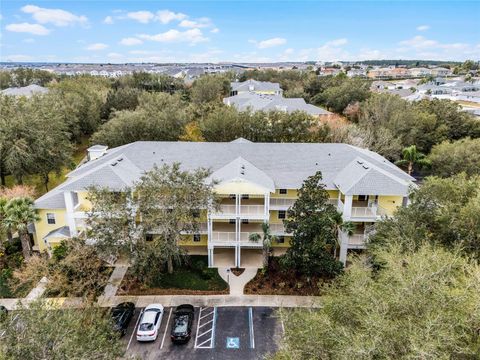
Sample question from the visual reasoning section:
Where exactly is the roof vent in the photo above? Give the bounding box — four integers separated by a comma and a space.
240, 170, 245, 175
362, 165, 369, 169
357, 160, 364, 165
117, 157, 123, 162
241, 165, 245, 170
111, 162, 118, 166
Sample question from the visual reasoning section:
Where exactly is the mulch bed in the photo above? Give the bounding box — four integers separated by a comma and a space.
244, 259, 327, 296
230, 268, 245, 276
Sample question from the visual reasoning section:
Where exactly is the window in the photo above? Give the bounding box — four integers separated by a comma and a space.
46, 213, 56, 225
277, 236, 285, 244
191, 210, 200, 218
241, 194, 249, 200
278, 210, 286, 219
279, 189, 287, 195
145, 234, 153, 242
242, 219, 249, 224
193, 234, 201, 242
358, 195, 367, 202
229, 219, 236, 224
229, 194, 236, 199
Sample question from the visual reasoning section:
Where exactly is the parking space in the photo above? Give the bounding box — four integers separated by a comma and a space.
123, 306, 281, 360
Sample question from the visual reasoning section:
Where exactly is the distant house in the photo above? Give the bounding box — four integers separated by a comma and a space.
223, 92, 331, 116
230, 79, 283, 96
409, 67, 432, 77
1, 84, 49, 97
370, 80, 397, 91
430, 67, 451, 77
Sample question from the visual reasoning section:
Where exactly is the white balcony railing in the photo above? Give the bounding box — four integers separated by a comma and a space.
270, 198, 295, 209
211, 204, 265, 217
240, 205, 264, 216
210, 232, 236, 244
269, 223, 292, 235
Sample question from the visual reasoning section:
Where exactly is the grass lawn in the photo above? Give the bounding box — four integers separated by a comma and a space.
119, 255, 228, 295
4, 137, 90, 197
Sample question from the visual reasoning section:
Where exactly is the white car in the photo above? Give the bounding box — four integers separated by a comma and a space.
136, 304, 164, 342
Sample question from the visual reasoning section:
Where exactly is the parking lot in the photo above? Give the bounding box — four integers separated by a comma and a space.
123, 306, 283, 359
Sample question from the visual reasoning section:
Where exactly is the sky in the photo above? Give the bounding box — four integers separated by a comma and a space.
0, 1, 479, 63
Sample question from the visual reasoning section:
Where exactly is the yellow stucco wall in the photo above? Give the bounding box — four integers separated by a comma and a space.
179, 234, 208, 246
378, 195, 403, 215
271, 236, 291, 248
271, 189, 297, 198
34, 209, 68, 252
269, 210, 287, 224
77, 191, 92, 211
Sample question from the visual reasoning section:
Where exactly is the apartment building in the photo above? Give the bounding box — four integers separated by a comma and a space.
33, 139, 415, 268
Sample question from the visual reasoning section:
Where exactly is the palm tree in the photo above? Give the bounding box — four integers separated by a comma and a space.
249, 222, 278, 269
4, 197, 39, 260
395, 145, 431, 176
330, 211, 355, 258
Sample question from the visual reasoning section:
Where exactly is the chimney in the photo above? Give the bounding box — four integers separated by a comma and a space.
87, 145, 108, 161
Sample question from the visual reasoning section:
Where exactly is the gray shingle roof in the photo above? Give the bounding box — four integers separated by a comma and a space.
231, 80, 281, 92
43, 226, 71, 240
209, 157, 275, 192
35, 140, 415, 209
224, 92, 332, 116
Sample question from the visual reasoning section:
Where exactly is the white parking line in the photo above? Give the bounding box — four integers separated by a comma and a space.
160, 307, 173, 349
249, 307, 255, 349
194, 306, 217, 349
127, 309, 143, 351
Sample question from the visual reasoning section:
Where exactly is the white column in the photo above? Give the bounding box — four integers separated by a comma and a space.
64, 191, 77, 237
264, 192, 270, 221
339, 230, 349, 265
342, 195, 353, 220
208, 248, 214, 267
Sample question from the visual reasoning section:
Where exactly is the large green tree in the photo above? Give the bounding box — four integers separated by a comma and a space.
91, 92, 191, 147
282, 171, 343, 276
0, 300, 124, 360
274, 244, 480, 359
87, 163, 217, 279
429, 137, 480, 177
190, 74, 231, 103
369, 174, 480, 259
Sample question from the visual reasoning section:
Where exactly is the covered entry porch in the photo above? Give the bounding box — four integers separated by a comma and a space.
208, 246, 263, 268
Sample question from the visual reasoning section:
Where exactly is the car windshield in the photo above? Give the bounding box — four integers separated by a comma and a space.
139, 323, 154, 331
173, 315, 189, 334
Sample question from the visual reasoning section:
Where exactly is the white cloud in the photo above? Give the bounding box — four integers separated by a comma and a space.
4, 54, 33, 62
156, 10, 187, 24
179, 17, 212, 28
23, 38, 35, 43
103, 16, 114, 25
119, 37, 143, 46
211, 28, 219, 34
252, 37, 287, 49
139, 28, 208, 44
127, 11, 155, 24
21, 5, 87, 27
6, 23, 50, 36
107, 52, 123, 59
399, 35, 437, 49
85, 43, 108, 51
416, 25, 430, 31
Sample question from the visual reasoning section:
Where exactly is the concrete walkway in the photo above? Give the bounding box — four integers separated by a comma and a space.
101, 265, 129, 298
25, 276, 49, 301
1, 294, 321, 310
218, 268, 258, 295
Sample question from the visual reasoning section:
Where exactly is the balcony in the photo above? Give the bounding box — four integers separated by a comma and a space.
210, 204, 266, 219
269, 223, 292, 235
337, 200, 388, 220
340, 231, 368, 249
210, 232, 237, 245
270, 198, 295, 210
